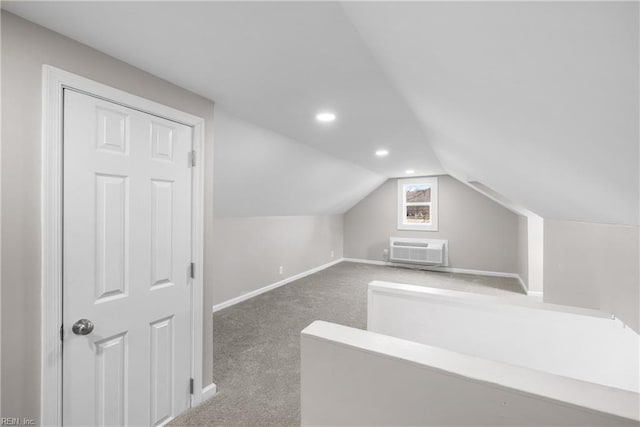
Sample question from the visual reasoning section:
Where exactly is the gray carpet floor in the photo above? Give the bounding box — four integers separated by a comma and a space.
171, 261, 524, 426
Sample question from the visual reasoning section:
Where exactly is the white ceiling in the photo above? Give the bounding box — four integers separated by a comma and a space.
213, 107, 385, 217
2, 1, 443, 178
3, 1, 638, 225
343, 1, 639, 226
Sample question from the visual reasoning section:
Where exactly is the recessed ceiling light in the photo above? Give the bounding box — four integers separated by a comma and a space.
316, 112, 336, 123
375, 149, 389, 157
405, 169, 415, 174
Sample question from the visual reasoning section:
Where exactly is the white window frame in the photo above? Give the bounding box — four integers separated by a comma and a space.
397, 177, 439, 231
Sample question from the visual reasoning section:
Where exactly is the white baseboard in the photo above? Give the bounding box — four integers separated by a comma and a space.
201, 383, 217, 401
343, 258, 544, 298
512, 275, 544, 300
343, 257, 519, 278
527, 290, 544, 299
158, 416, 176, 427
211, 258, 544, 313
212, 258, 344, 313
515, 274, 528, 295
164, 382, 215, 427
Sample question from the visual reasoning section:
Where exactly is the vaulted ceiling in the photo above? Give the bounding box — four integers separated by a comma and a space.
4, 1, 638, 224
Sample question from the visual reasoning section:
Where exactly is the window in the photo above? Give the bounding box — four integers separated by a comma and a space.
397, 177, 438, 231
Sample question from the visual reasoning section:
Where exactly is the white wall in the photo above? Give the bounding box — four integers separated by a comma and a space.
210, 107, 367, 309
368, 281, 639, 393
544, 219, 640, 332
1, 12, 216, 420
517, 216, 529, 287
527, 214, 544, 294
344, 176, 519, 274
212, 215, 343, 306
301, 321, 639, 426
465, 181, 544, 294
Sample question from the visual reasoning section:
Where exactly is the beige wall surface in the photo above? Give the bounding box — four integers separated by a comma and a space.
344, 176, 519, 274
518, 215, 529, 288
544, 219, 640, 332
212, 215, 343, 306
1, 12, 215, 420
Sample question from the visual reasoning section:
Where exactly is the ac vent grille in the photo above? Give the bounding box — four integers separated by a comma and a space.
389, 237, 448, 266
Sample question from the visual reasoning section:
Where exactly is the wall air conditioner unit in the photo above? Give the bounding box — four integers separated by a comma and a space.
389, 237, 448, 266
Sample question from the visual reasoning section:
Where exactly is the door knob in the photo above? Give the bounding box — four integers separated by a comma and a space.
72, 319, 94, 336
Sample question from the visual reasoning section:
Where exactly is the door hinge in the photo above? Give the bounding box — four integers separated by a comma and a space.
60, 324, 64, 341
188, 150, 196, 167
190, 378, 194, 394
190, 262, 195, 279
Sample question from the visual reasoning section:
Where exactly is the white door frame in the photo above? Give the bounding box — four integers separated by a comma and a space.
41, 65, 210, 426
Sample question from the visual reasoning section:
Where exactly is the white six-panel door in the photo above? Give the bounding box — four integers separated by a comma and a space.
63, 89, 192, 426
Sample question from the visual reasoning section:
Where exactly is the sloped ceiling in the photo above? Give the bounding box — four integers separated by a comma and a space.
1, 1, 442, 178
342, 1, 639, 226
3, 1, 638, 224
213, 107, 385, 217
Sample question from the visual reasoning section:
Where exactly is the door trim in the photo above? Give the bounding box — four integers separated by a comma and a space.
41, 65, 209, 425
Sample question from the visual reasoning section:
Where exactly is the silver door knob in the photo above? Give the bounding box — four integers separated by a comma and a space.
72, 319, 94, 335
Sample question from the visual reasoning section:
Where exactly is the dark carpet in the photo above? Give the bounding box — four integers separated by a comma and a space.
171, 261, 523, 426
